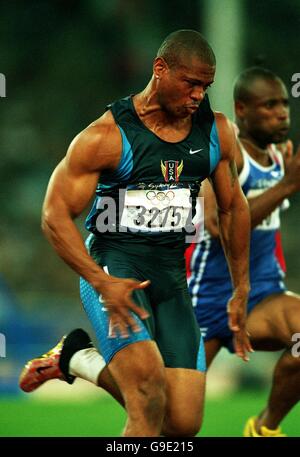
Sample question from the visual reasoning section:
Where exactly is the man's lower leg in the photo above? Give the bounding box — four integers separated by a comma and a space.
256, 350, 300, 431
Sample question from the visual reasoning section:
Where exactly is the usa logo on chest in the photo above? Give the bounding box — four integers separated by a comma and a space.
160, 160, 184, 183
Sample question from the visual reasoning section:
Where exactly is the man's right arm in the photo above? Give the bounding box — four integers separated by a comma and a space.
42, 117, 116, 288
42, 112, 150, 336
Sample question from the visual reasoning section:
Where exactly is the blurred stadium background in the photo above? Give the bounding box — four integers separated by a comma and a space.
1, 0, 300, 437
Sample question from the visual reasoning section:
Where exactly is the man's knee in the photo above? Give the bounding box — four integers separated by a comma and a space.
137, 364, 166, 404
164, 414, 202, 437
249, 293, 300, 348
285, 296, 300, 338
125, 363, 167, 421
109, 342, 167, 426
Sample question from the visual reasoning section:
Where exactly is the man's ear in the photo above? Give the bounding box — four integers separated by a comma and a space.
153, 57, 169, 79
235, 100, 246, 119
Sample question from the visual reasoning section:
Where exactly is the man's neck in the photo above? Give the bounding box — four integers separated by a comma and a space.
133, 82, 192, 142
239, 136, 272, 167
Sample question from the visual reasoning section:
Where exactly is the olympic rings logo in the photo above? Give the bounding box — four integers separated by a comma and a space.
146, 190, 175, 205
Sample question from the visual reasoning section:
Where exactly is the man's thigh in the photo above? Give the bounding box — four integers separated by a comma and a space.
108, 340, 166, 394
80, 277, 153, 364
247, 291, 300, 350
80, 242, 156, 364
155, 288, 205, 370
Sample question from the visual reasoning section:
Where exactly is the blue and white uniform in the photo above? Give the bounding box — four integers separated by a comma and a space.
187, 143, 287, 350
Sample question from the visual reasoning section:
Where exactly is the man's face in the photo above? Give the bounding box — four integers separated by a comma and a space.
155, 56, 215, 118
236, 78, 290, 146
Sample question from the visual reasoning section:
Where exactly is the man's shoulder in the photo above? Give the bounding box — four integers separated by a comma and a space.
67, 110, 121, 171
74, 111, 120, 151
212, 111, 236, 160
213, 111, 232, 131
84, 110, 119, 139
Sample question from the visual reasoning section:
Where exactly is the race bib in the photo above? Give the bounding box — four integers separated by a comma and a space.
120, 187, 192, 232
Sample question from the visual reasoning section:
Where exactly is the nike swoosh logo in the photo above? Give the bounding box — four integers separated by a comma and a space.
189, 148, 203, 154
37, 366, 52, 374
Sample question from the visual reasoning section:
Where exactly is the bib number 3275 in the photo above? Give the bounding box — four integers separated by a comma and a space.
120, 187, 192, 232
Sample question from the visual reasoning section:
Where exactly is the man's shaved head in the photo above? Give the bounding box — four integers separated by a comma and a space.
234, 67, 281, 102
234, 66, 289, 147
157, 29, 216, 69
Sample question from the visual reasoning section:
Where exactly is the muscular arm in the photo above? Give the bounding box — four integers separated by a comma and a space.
210, 113, 252, 360
42, 112, 149, 335
42, 117, 118, 288
211, 114, 250, 292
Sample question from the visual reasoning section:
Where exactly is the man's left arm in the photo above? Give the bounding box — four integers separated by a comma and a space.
210, 113, 253, 361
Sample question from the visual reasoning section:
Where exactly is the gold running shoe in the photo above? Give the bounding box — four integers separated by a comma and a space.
243, 416, 286, 437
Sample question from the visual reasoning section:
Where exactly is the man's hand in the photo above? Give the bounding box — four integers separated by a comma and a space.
276, 139, 293, 166
282, 143, 300, 193
99, 277, 151, 338
227, 290, 253, 362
